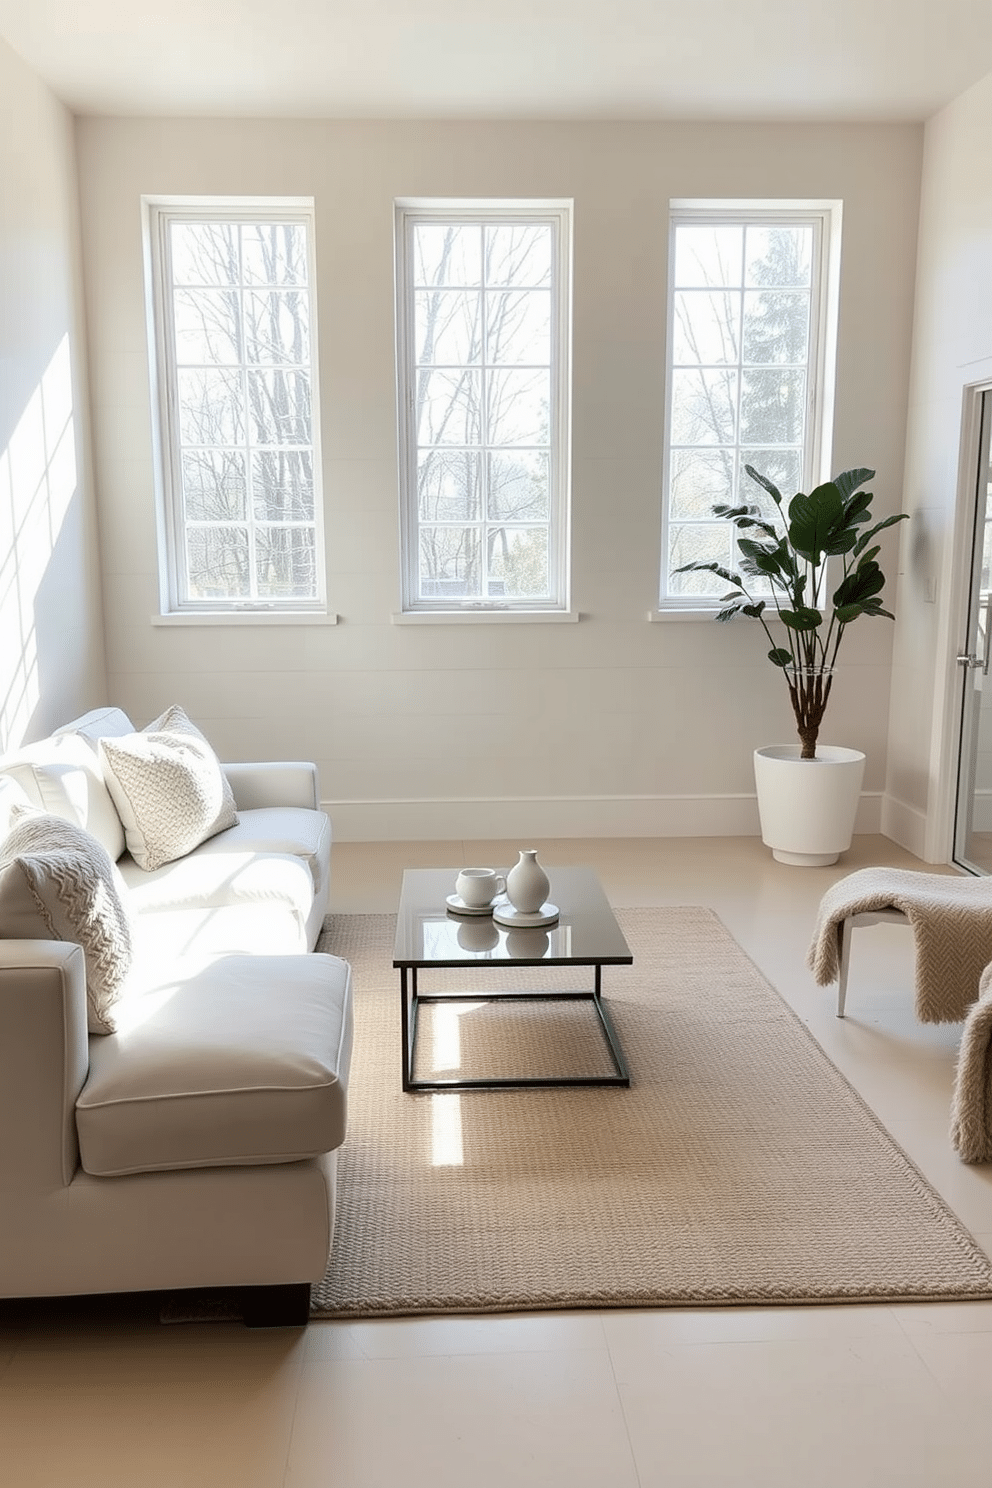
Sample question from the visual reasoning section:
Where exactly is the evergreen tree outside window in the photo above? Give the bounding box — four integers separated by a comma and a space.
661, 202, 841, 607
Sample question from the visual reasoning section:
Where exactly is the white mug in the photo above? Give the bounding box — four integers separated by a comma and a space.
456, 867, 506, 908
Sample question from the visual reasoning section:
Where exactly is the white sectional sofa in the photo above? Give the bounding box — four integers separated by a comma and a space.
0, 706, 353, 1327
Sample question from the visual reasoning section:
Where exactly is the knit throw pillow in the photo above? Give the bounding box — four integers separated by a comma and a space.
0, 812, 134, 1034
97, 706, 238, 872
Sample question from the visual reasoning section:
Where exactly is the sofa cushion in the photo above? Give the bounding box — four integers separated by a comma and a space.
0, 812, 134, 1034
57, 707, 136, 743
76, 953, 353, 1177
0, 774, 33, 838
196, 808, 330, 902
98, 708, 238, 871
126, 901, 310, 971
0, 732, 126, 860
117, 849, 314, 925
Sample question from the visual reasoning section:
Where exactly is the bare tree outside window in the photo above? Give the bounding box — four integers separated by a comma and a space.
397, 203, 571, 612
147, 204, 324, 611
663, 210, 836, 604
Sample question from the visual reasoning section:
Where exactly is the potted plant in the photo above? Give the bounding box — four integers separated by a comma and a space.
676, 465, 908, 865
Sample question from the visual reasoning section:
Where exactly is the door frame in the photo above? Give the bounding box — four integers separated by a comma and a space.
931, 378, 992, 865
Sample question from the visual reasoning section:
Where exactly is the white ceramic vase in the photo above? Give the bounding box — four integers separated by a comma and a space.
506, 850, 550, 913
753, 745, 866, 867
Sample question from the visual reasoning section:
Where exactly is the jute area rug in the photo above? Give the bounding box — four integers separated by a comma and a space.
311, 907, 992, 1317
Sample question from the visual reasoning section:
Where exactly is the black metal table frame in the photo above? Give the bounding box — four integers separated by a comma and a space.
398, 962, 630, 1093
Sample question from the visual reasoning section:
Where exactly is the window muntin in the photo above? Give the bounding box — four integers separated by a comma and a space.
661, 205, 838, 606
145, 201, 325, 613
396, 202, 571, 612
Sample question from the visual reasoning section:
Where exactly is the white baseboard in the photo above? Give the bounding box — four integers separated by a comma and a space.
324, 791, 883, 843
879, 792, 931, 861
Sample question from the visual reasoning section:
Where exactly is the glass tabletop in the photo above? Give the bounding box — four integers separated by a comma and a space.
393, 866, 632, 968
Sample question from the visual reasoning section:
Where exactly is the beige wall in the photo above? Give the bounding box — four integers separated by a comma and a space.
76, 117, 921, 839
0, 38, 106, 750
884, 70, 992, 861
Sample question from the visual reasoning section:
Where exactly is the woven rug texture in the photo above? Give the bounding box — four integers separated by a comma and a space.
311, 907, 992, 1317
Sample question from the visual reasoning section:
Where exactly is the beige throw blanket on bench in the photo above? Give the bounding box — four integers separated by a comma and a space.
807, 867, 992, 1024
951, 964, 992, 1163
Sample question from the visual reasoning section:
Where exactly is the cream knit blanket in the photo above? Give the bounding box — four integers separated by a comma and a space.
807, 867, 992, 1024
951, 963, 992, 1163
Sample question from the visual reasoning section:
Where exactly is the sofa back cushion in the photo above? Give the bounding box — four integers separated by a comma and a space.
0, 812, 134, 1034
98, 706, 238, 872
0, 733, 126, 860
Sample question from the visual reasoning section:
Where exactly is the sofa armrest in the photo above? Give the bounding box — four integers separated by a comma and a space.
0, 942, 89, 1189
222, 761, 320, 812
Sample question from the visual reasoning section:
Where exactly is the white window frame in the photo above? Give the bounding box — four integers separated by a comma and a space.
143, 196, 327, 618
394, 198, 573, 618
658, 199, 842, 614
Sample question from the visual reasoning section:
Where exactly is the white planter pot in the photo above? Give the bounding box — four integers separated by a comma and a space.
753, 745, 866, 867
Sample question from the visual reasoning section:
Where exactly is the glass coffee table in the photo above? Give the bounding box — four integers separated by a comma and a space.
393, 866, 632, 1092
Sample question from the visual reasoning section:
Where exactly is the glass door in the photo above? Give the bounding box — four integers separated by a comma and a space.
954, 390, 992, 872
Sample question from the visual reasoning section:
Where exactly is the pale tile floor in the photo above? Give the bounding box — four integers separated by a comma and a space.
5, 835, 992, 1486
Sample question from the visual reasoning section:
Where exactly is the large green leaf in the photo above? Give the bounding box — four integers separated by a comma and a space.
768, 647, 792, 667
833, 560, 885, 609
788, 483, 844, 561
672, 561, 743, 586
832, 467, 875, 501
743, 465, 784, 506
852, 511, 909, 557
780, 607, 822, 631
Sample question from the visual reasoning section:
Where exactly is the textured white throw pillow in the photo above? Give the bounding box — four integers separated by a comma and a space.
98, 706, 238, 872
0, 811, 134, 1034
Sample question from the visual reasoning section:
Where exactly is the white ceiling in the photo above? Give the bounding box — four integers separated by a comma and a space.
1, 0, 991, 122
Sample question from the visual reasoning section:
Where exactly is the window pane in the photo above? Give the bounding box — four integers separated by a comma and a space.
742, 290, 810, 365
417, 369, 483, 446
241, 223, 308, 287
243, 290, 310, 366
415, 290, 482, 367
672, 290, 740, 366
247, 369, 311, 445
182, 449, 246, 522
673, 226, 743, 288
414, 224, 482, 287
418, 449, 481, 522
173, 289, 241, 365
486, 290, 551, 365
488, 451, 549, 521
177, 367, 244, 447
669, 449, 735, 520
745, 226, 812, 288
419, 527, 482, 599
255, 526, 316, 599
740, 368, 806, 446
485, 224, 552, 287
186, 526, 250, 599
667, 523, 733, 597
487, 368, 550, 447
487, 526, 550, 598
670, 368, 737, 446
169, 222, 239, 287
251, 450, 314, 521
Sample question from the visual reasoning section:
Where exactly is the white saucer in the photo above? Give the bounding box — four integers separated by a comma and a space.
492, 902, 560, 928
446, 893, 508, 917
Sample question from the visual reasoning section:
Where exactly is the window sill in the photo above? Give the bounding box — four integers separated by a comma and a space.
152, 611, 339, 627
649, 608, 783, 624
392, 609, 580, 625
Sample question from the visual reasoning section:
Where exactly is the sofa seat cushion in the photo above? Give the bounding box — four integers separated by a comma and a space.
126, 901, 309, 972
194, 808, 330, 902
76, 953, 353, 1177
117, 849, 314, 925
